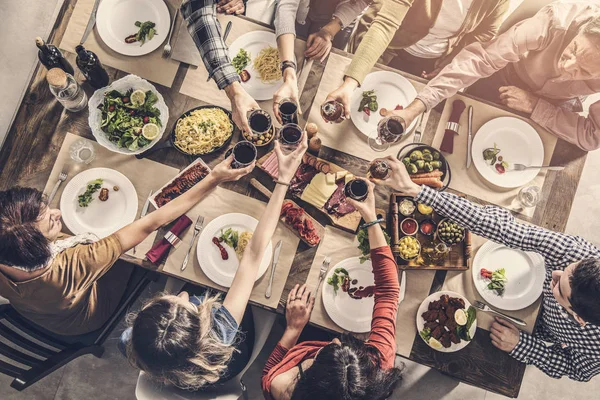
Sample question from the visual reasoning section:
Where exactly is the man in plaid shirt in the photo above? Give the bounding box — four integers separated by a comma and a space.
377, 156, 600, 382
181, 0, 258, 133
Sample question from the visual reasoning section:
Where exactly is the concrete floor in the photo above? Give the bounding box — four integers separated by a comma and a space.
1, 1, 600, 399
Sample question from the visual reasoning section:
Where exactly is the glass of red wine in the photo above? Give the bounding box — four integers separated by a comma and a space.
344, 179, 369, 202
248, 109, 272, 137
225, 141, 257, 169
278, 98, 299, 125
279, 123, 303, 149
369, 116, 407, 152
321, 100, 345, 123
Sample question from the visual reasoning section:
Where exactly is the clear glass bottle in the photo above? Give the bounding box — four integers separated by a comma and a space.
420, 239, 449, 266
46, 68, 87, 112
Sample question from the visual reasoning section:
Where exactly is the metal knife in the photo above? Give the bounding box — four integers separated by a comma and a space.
133, 190, 153, 255
466, 106, 473, 168
181, 215, 204, 271
80, 0, 102, 45
398, 270, 407, 305
413, 113, 425, 143
265, 240, 283, 298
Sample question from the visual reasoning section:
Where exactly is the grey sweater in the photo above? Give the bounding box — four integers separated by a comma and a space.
274, 0, 370, 37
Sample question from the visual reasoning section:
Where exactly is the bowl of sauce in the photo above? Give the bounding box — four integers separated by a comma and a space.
401, 218, 418, 236
419, 219, 436, 236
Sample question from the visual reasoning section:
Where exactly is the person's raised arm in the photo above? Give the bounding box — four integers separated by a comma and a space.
115, 157, 253, 253
273, 31, 301, 123
223, 134, 308, 323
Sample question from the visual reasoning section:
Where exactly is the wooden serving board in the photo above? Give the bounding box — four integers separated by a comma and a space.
257, 151, 363, 232
250, 179, 326, 247
388, 193, 472, 271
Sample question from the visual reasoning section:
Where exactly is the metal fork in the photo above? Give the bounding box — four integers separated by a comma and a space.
162, 6, 180, 58
473, 300, 527, 327
48, 171, 67, 204
315, 256, 331, 296
181, 215, 204, 271
512, 163, 564, 172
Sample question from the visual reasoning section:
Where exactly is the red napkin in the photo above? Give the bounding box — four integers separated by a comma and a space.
146, 215, 192, 264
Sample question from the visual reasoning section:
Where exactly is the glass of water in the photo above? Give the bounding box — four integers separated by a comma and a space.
518, 185, 541, 208
69, 139, 95, 164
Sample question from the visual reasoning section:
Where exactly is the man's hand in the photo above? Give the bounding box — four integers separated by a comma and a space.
274, 130, 308, 183
323, 77, 358, 120
346, 178, 377, 222
380, 99, 426, 133
490, 317, 520, 353
210, 155, 254, 182
285, 284, 315, 333
217, 0, 245, 15
305, 29, 333, 63
498, 86, 540, 114
224, 82, 259, 134
273, 69, 301, 124
373, 156, 420, 197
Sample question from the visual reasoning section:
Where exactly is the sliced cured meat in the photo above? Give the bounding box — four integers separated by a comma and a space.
324, 179, 356, 217
289, 164, 319, 197
154, 163, 209, 207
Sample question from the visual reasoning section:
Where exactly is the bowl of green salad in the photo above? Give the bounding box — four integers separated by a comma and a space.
88, 74, 169, 155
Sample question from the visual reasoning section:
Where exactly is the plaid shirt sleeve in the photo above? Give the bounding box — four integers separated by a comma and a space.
181, 0, 240, 90
510, 331, 600, 381
416, 186, 582, 266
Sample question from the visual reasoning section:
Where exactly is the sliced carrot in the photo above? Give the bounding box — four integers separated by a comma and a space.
411, 177, 443, 188
410, 170, 443, 179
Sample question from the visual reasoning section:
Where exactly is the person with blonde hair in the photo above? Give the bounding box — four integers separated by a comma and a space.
123, 135, 309, 390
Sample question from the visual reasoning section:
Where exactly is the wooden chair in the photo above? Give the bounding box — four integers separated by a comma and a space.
0, 268, 155, 391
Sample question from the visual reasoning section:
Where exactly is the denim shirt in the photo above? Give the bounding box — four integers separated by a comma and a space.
119, 295, 239, 356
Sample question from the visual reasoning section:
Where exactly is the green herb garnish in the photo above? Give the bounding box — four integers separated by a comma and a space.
358, 90, 378, 112
488, 268, 508, 296
456, 306, 477, 342
78, 179, 104, 208
131, 21, 157, 46
419, 327, 432, 342
219, 228, 239, 249
327, 267, 349, 295
232, 48, 251, 75
357, 228, 391, 263
483, 143, 501, 165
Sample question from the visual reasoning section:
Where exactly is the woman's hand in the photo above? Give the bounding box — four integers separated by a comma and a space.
210, 155, 255, 183
273, 69, 301, 124
346, 177, 377, 222
217, 0, 245, 15
305, 29, 333, 63
285, 284, 315, 334
372, 156, 420, 197
323, 77, 358, 120
274, 130, 308, 183
380, 99, 426, 132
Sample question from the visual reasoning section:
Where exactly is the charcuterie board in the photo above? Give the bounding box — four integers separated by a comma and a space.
250, 179, 325, 247
257, 151, 363, 232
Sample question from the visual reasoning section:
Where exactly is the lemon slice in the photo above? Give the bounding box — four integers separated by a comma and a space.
131, 89, 146, 106
428, 338, 443, 350
418, 203, 433, 215
455, 309, 468, 326
142, 123, 160, 140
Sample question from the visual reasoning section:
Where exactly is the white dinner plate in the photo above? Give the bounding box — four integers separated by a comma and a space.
228, 31, 282, 101
322, 257, 375, 333
96, 0, 170, 56
471, 117, 544, 188
472, 241, 546, 311
416, 291, 477, 353
349, 71, 418, 139
196, 213, 272, 288
60, 168, 138, 238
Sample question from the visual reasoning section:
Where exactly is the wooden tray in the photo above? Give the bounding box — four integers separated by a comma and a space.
257, 151, 363, 232
250, 179, 326, 247
388, 193, 471, 271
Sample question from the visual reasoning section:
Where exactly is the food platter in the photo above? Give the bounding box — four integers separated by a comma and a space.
228, 31, 282, 101
96, 0, 170, 56
471, 117, 544, 188
322, 257, 375, 333
397, 143, 451, 191
196, 213, 272, 288
416, 291, 477, 353
60, 168, 138, 238
472, 241, 545, 311
150, 158, 211, 208
88, 75, 169, 155
349, 71, 418, 139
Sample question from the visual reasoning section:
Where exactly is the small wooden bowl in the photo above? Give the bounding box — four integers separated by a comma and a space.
242, 126, 276, 147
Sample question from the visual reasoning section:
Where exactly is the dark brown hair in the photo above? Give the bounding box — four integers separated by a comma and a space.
0, 187, 52, 270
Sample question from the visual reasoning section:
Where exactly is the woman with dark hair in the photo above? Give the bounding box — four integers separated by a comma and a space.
262, 178, 402, 400
0, 156, 254, 336
123, 135, 309, 390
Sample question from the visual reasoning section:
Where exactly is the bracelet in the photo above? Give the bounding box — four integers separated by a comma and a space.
281, 60, 297, 75
274, 179, 291, 187
360, 218, 384, 230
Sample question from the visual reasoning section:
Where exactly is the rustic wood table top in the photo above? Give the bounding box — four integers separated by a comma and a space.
0, 2, 588, 398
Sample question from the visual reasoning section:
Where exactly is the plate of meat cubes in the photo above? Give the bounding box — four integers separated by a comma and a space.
416, 291, 477, 352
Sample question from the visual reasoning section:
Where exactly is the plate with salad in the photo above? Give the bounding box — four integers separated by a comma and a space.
88, 75, 169, 155
472, 241, 545, 310
60, 168, 138, 238
322, 257, 375, 333
349, 71, 418, 139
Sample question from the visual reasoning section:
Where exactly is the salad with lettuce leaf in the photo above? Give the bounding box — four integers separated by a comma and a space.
98, 89, 161, 151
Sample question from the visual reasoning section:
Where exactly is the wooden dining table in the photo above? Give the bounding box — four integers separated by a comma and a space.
0, 1, 589, 398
